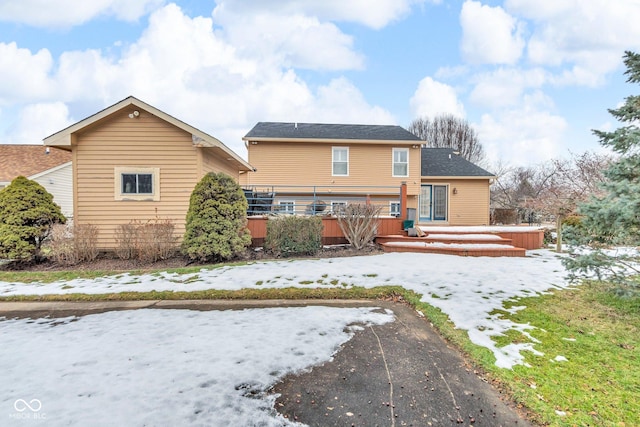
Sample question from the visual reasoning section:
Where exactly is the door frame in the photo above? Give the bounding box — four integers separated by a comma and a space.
419, 184, 448, 223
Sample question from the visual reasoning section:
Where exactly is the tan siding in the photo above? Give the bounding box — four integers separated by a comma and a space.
246, 142, 421, 196
424, 179, 490, 226
201, 149, 242, 180
74, 111, 200, 249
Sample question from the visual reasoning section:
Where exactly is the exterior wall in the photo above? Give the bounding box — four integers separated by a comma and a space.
33, 163, 73, 218
73, 110, 202, 249
422, 178, 491, 226
202, 149, 243, 181
245, 142, 421, 196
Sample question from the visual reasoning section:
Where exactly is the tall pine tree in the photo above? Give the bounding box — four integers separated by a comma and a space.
564, 51, 640, 291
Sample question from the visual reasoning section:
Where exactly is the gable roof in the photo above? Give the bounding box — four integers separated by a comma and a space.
0, 145, 72, 183
421, 148, 495, 178
243, 122, 422, 144
43, 96, 253, 172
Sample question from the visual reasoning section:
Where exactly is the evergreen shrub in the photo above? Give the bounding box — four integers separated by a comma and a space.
265, 215, 323, 257
182, 172, 251, 262
0, 176, 66, 261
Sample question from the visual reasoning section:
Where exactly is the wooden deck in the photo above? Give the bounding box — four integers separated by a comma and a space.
375, 226, 544, 257
247, 217, 544, 257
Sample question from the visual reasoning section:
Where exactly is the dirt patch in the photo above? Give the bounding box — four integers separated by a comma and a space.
1, 244, 383, 273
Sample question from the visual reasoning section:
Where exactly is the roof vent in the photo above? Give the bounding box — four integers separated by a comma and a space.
448, 154, 451, 160
294, 122, 298, 129
45, 147, 50, 155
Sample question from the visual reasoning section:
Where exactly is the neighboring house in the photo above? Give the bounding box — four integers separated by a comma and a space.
242, 122, 495, 225
0, 145, 73, 217
44, 96, 253, 249
241, 122, 423, 217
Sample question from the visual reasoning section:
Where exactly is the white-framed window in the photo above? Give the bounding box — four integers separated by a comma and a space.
392, 148, 409, 177
331, 201, 347, 214
332, 147, 349, 176
114, 167, 160, 201
278, 200, 295, 214
389, 201, 401, 217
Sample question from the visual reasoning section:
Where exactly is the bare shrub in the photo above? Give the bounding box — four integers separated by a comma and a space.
115, 218, 178, 262
114, 223, 137, 260
47, 223, 77, 265
135, 219, 177, 263
74, 224, 99, 262
47, 222, 99, 265
335, 204, 381, 250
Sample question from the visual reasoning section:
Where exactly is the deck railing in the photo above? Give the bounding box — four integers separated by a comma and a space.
242, 184, 403, 217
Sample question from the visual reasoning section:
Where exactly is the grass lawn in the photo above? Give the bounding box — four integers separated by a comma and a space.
421, 282, 639, 427
1, 267, 638, 426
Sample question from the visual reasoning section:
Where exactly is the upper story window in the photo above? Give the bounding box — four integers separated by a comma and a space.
114, 167, 160, 201
392, 148, 409, 177
332, 147, 349, 176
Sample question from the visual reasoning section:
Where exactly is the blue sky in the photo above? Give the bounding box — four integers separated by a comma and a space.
1, 0, 639, 167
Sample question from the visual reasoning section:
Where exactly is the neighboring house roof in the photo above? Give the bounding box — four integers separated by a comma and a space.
0, 145, 72, 183
243, 122, 422, 144
43, 96, 253, 172
421, 148, 495, 178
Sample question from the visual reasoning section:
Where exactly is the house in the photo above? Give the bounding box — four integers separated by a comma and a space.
44, 96, 253, 249
420, 148, 495, 225
0, 145, 73, 217
241, 122, 495, 226
241, 122, 423, 217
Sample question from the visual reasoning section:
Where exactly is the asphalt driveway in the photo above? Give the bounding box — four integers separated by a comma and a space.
0, 300, 530, 426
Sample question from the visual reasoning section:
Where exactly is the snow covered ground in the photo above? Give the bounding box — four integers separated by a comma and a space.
1, 250, 568, 368
1, 249, 572, 425
1, 306, 394, 426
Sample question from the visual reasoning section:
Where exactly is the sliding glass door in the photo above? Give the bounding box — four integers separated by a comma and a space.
419, 185, 448, 222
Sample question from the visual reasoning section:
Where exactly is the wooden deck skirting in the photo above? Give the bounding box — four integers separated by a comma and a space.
247, 216, 404, 246
379, 244, 526, 257
247, 217, 543, 251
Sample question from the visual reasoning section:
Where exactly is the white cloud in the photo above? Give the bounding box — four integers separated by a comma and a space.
460, 0, 525, 65
469, 67, 548, 108
0, 43, 54, 104
0, 0, 164, 27
475, 98, 567, 166
212, 0, 429, 30
505, 0, 640, 86
0, 4, 394, 155
409, 77, 465, 119
4, 102, 73, 144
211, 10, 364, 71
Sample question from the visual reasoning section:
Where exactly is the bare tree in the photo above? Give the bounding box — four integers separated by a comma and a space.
408, 114, 485, 164
490, 151, 613, 222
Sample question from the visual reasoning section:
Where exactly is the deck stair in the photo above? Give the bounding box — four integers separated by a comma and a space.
375, 231, 527, 257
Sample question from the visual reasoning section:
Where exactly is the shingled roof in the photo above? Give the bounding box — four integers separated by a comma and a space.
0, 145, 71, 183
421, 148, 495, 177
244, 122, 422, 142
